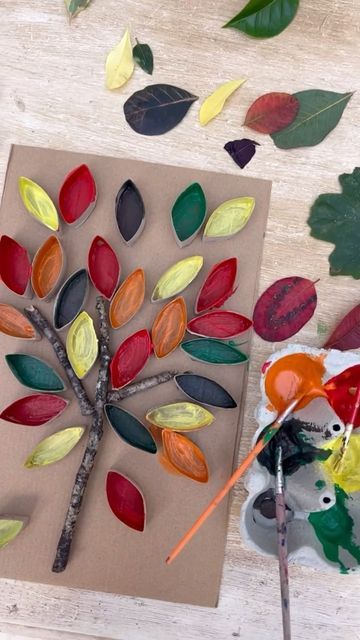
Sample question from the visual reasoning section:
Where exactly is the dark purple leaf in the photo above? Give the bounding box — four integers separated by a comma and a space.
224, 139, 259, 169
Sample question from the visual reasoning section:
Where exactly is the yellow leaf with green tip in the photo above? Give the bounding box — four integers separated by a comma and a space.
18, 177, 59, 231
0, 519, 25, 548
24, 426, 85, 468
66, 311, 98, 378
152, 256, 203, 302
199, 79, 246, 126
146, 402, 214, 431
105, 28, 134, 90
203, 196, 255, 239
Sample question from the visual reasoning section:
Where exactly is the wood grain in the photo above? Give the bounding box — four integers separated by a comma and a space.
0, 1, 359, 638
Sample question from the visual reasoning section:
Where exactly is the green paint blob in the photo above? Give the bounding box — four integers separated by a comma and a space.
181, 338, 248, 365
5, 354, 65, 392
263, 425, 278, 444
308, 485, 360, 573
171, 183, 206, 245
315, 479, 326, 490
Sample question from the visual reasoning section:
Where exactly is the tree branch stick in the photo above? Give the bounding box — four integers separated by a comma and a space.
106, 370, 178, 403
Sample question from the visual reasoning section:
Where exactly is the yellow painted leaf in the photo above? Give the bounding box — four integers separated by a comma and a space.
24, 426, 85, 468
66, 311, 98, 379
18, 177, 59, 231
203, 196, 255, 240
0, 518, 26, 548
105, 28, 134, 90
152, 256, 203, 302
146, 402, 214, 431
199, 79, 246, 126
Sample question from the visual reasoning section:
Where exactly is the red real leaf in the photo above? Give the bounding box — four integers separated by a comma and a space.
88, 236, 120, 300
0, 235, 32, 296
195, 257, 237, 314
187, 310, 252, 339
0, 394, 68, 426
324, 365, 360, 428
106, 470, 145, 531
110, 329, 152, 389
323, 303, 360, 350
244, 92, 299, 134
253, 276, 318, 342
59, 164, 97, 226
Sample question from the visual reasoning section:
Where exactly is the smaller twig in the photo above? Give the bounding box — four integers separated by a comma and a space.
107, 370, 178, 403
25, 305, 94, 416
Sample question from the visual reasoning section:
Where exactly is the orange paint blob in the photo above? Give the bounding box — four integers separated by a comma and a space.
264, 353, 327, 412
0, 303, 36, 340
162, 430, 209, 483
109, 268, 145, 329
151, 296, 187, 358
32, 235, 63, 299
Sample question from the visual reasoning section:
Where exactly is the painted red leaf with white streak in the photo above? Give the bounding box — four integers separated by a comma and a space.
244, 93, 299, 134
253, 276, 318, 342
324, 303, 360, 350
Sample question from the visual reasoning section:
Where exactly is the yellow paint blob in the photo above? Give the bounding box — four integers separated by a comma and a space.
203, 197, 255, 239
151, 256, 203, 302
146, 402, 214, 431
199, 79, 246, 126
321, 434, 360, 493
18, 177, 59, 231
265, 353, 326, 412
24, 426, 85, 468
66, 311, 98, 379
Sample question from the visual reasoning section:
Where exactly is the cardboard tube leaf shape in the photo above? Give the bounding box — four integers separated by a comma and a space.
146, 402, 214, 431
0, 394, 68, 426
151, 297, 187, 358
152, 256, 203, 302
18, 177, 59, 231
0, 304, 37, 340
59, 164, 97, 226
195, 257, 237, 313
24, 426, 85, 468
0, 235, 32, 297
0, 518, 26, 548
110, 329, 152, 389
88, 236, 120, 300
5, 354, 65, 392
187, 310, 252, 339
109, 268, 145, 329
106, 470, 146, 532
203, 197, 255, 240
31, 235, 64, 300
174, 373, 237, 409
171, 183, 206, 247
162, 430, 209, 483
181, 338, 248, 365
66, 311, 98, 379
105, 404, 157, 453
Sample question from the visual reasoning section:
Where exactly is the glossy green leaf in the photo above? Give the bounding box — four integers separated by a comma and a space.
271, 90, 353, 149
24, 427, 85, 468
5, 354, 65, 392
203, 197, 255, 239
133, 39, 154, 75
224, 0, 299, 38
105, 404, 157, 453
171, 183, 206, 247
308, 168, 360, 278
64, 0, 91, 18
146, 402, 214, 431
181, 338, 248, 365
0, 518, 26, 548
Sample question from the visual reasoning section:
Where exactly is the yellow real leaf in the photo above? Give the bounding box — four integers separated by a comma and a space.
203, 196, 255, 239
199, 79, 246, 126
24, 427, 85, 468
105, 28, 134, 90
18, 177, 59, 231
0, 518, 26, 548
66, 311, 98, 378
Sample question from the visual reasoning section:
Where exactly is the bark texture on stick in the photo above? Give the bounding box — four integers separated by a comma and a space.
52, 297, 110, 573
106, 370, 178, 403
25, 305, 94, 416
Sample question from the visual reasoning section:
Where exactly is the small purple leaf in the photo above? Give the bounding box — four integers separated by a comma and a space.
224, 138, 259, 169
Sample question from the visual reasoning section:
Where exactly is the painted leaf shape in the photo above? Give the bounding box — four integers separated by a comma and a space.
181, 338, 248, 365
146, 402, 214, 431
54, 268, 89, 330
105, 28, 134, 90
59, 164, 97, 226
203, 197, 255, 240
0, 518, 26, 548
171, 183, 206, 247
133, 40, 154, 75
124, 84, 198, 136
324, 365, 360, 428
18, 177, 59, 231
195, 257, 237, 313
66, 311, 98, 379
0, 235, 31, 296
323, 304, 360, 350
0, 394, 68, 426
106, 470, 145, 531
151, 297, 187, 358
88, 236, 120, 299
31, 235, 64, 300
24, 426, 84, 468
224, 0, 299, 38
271, 90, 353, 149
105, 404, 157, 453
174, 373, 237, 409
253, 276, 318, 341
224, 139, 259, 169
187, 310, 252, 339
115, 179, 145, 245
0, 304, 36, 340
162, 430, 209, 483
64, 0, 91, 19
109, 268, 145, 329
152, 256, 203, 302
244, 92, 299, 133
199, 79, 246, 126
5, 354, 65, 392
308, 168, 360, 279
110, 329, 151, 389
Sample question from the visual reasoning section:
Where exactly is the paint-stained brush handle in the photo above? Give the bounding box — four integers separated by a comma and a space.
275, 447, 291, 640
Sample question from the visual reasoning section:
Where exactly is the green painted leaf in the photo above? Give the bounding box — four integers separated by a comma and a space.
5, 354, 65, 392
181, 338, 248, 365
24, 427, 85, 468
0, 518, 26, 548
171, 183, 206, 247
105, 404, 157, 453
271, 90, 353, 149
308, 168, 360, 278
65, 0, 91, 18
133, 40, 154, 75
224, 0, 299, 38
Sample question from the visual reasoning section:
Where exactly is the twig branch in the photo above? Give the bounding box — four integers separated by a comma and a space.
24, 305, 94, 416
107, 370, 178, 403
52, 297, 110, 573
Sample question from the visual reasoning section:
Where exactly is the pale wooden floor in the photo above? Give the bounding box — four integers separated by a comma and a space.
0, 1, 359, 639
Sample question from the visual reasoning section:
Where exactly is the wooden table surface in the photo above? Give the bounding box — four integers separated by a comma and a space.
0, 1, 359, 639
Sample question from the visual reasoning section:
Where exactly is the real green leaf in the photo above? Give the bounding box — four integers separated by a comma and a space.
133, 40, 154, 75
224, 0, 299, 38
271, 90, 353, 149
65, 0, 91, 19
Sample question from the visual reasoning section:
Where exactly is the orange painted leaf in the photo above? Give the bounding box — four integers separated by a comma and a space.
0, 304, 37, 340
106, 470, 145, 532
88, 236, 120, 300
323, 303, 360, 350
31, 235, 64, 300
244, 92, 299, 134
162, 430, 209, 483
109, 268, 145, 329
151, 296, 187, 358
110, 329, 152, 389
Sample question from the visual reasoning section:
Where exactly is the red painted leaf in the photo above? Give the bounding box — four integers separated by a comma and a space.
195, 257, 237, 314
0, 394, 68, 426
110, 329, 151, 389
324, 365, 360, 428
253, 276, 318, 342
244, 93, 299, 134
106, 470, 145, 531
323, 304, 360, 350
0, 235, 31, 296
187, 310, 252, 339
59, 164, 97, 226
88, 236, 120, 300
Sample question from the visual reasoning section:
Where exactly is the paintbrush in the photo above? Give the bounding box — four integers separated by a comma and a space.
334, 384, 360, 471
275, 446, 291, 640
166, 395, 303, 565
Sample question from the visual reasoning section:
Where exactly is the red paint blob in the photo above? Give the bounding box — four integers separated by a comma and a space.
59, 164, 97, 225
187, 310, 252, 339
0, 394, 68, 426
0, 235, 31, 295
195, 257, 237, 314
325, 364, 360, 428
106, 470, 145, 531
110, 329, 151, 389
88, 236, 120, 300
